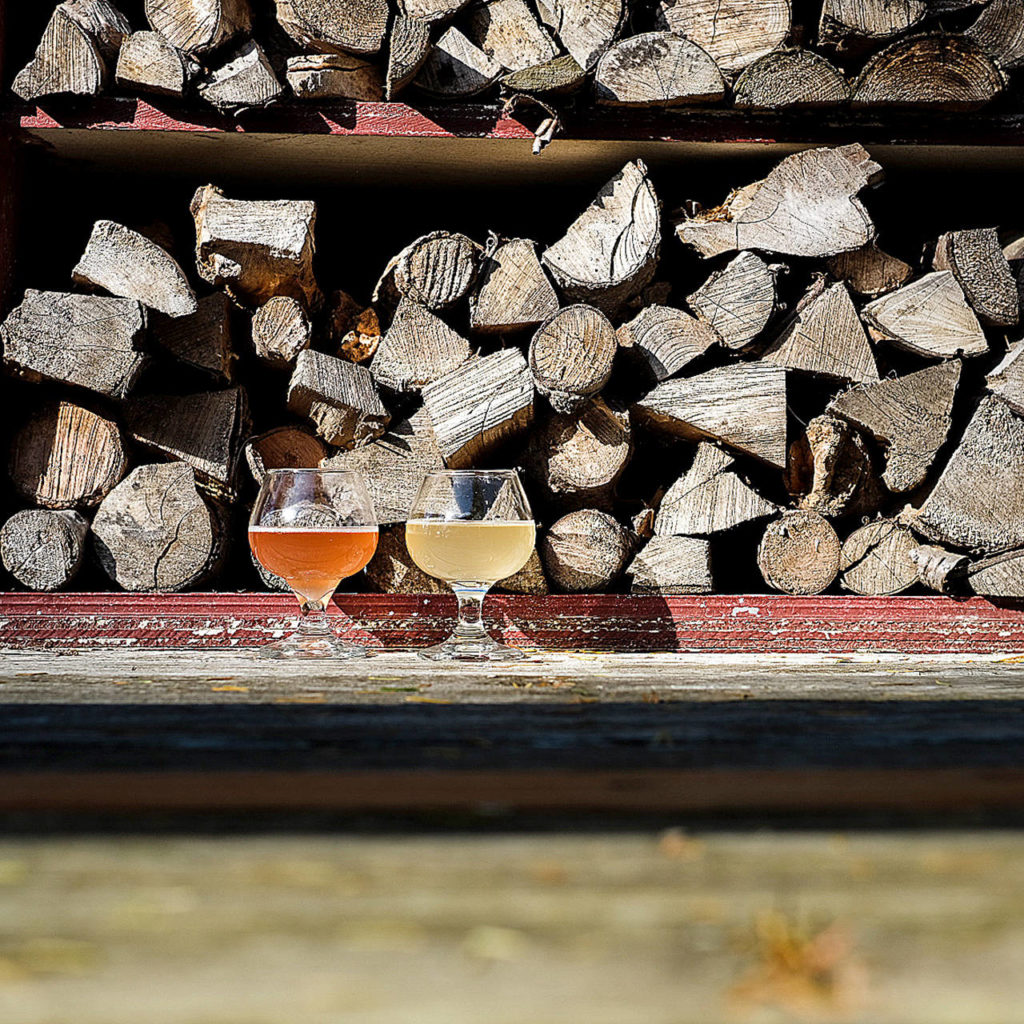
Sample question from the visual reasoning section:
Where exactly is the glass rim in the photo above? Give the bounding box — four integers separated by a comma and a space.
261, 467, 365, 478
419, 469, 521, 478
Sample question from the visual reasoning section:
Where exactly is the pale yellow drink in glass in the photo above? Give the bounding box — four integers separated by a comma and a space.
405, 520, 536, 583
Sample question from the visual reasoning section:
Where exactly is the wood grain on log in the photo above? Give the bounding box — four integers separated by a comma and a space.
758, 510, 841, 594
151, 293, 234, 381
967, 0, 1024, 69
387, 15, 432, 99
286, 54, 384, 101
785, 413, 877, 518
371, 298, 472, 392
535, 0, 623, 69
500, 54, 586, 94
626, 535, 712, 595
911, 543, 969, 593
466, 0, 558, 71
251, 296, 310, 369
826, 242, 912, 297
686, 251, 776, 350
967, 548, 1024, 597
414, 27, 503, 97
393, 231, 482, 310
199, 42, 284, 111
840, 519, 918, 595
530, 304, 616, 413
399, 0, 471, 23
9, 401, 126, 510
275, 0, 388, 55
617, 305, 718, 381
470, 238, 559, 333
987, 339, 1024, 415
542, 509, 632, 592
819, 0, 926, 43
115, 31, 196, 97
0, 510, 88, 592
244, 425, 328, 485
933, 227, 1019, 327
733, 49, 850, 109
144, 0, 250, 56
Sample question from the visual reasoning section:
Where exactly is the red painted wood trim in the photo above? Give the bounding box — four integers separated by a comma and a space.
1, 592, 1022, 653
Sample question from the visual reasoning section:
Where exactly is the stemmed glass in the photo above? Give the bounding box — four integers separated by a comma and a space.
406, 469, 535, 662
248, 468, 378, 659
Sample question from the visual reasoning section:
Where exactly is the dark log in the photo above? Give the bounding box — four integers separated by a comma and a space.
966, 0, 1024, 69
144, 0, 249, 56
286, 54, 384, 101
535, 0, 623, 69
0, 510, 89, 592
541, 509, 632, 592
686, 251, 776, 350
115, 31, 196, 97
987, 339, 1024, 415
617, 305, 718, 381
530, 304, 617, 414
251, 296, 311, 369
470, 238, 559, 334
626, 536, 712, 595
392, 231, 483, 311
840, 519, 918, 596
371, 298, 472, 392
465, 0, 558, 71
151, 293, 235, 382
933, 227, 1019, 328
819, 0, 925, 45
826, 242, 912, 298
757, 511, 841, 595
911, 543, 969, 594
414, 27, 503, 96
733, 49, 850, 109
244, 426, 328, 485
275, 0, 388, 55
330, 292, 382, 363
365, 525, 447, 594
386, 15, 431, 99
198, 42, 284, 111
500, 54, 586, 94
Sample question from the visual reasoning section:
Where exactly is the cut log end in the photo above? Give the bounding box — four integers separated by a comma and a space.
1, 510, 89, 592
541, 509, 633, 592
757, 511, 841, 595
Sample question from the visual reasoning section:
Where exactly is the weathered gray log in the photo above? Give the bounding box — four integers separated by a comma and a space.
861, 271, 988, 358
144, 0, 249, 56
198, 42, 284, 111
390, 231, 483, 311
733, 49, 850, 109
826, 242, 912, 298
686, 252, 776, 350
966, 0, 1024, 69
9, 401, 126, 510
330, 292, 382, 363
626, 536, 713, 595
398, 0, 471, 24
633, 362, 788, 470
151, 293, 234, 382
967, 548, 1024, 597
275, 0, 388, 54
371, 299, 471, 393
251, 296, 311, 369
542, 509, 632, 592
852, 35, 1004, 111
465, 0, 558, 71
655, 443, 777, 537
535, 0, 623, 69
124, 387, 251, 501
470, 238, 559, 333
840, 519, 919, 596
387, 15, 432, 99
92, 462, 219, 592
287, 350, 390, 450
286, 54, 384, 100
911, 543, 970, 594
757, 511, 841, 595
1, 290, 146, 400
987, 339, 1024, 415
819, 0, 926, 44
500, 54, 586, 94
594, 32, 724, 107
676, 144, 881, 260
530, 304, 616, 414
12, 0, 130, 101
244, 426, 328, 485
829, 360, 961, 494
616, 305, 718, 381
365, 525, 447, 594
115, 31, 196, 97
0, 510, 89, 592
72, 220, 196, 318
414, 27, 503, 96
421, 349, 534, 467
191, 185, 319, 310
933, 227, 1019, 328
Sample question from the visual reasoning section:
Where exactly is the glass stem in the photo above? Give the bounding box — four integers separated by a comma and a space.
297, 597, 331, 637
452, 585, 491, 641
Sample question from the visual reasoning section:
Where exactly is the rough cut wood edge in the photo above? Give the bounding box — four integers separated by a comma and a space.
758, 511, 841, 595
933, 226, 1019, 328
0, 510, 88, 592
144, 0, 250, 56
275, 0, 389, 55
840, 519, 918, 596
535, 0, 623, 70
733, 49, 850, 109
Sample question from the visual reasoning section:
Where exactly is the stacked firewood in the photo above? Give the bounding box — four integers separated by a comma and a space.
11, 0, 1024, 127
4, 143, 1024, 599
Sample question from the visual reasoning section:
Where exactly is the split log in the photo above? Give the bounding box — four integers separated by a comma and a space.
275, 0, 388, 55
465, 0, 558, 71
733, 49, 850, 109
852, 35, 1004, 112
543, 160, 660, 316
911, 543, 969, 594
830, 360, 960, 494
414, 27, 503, 97
286, 54, 383, 100
655, 0, 791, 74
330, 293, 382, 363
757, 511, 841, 595
686, 252, 776, 351
421, 348, 534, 467
523, 398, 631, 511
1, 290, 146, 400
387, 15, 431, 99
371, 299, 472, 393
493, 547, 549, 595
819, 0, 926, 44
92, 462, 218, 592
535, 0, 623, 69
322, 409, 444, 524
72, 220, 196, 318
826, 243, 912, 298
144, 0, 250, 56
124, 387, 251, 501
366, 525, 447, 594
626, 536, 712, 595
115, 31, 196, 97
967, 549, 1024, 597
987, 339, 1024, 415
470, 238, 559, 333
500, 54, 586, 94
0, 510, 89, 592
151, 293, 234, 381
191, 185, 319, 310
617, 305, 718, 382
654, 442, 778, 536
861, 271, 988, 358
912, 397, 1024, 553
676, 144, 882, 260
199, 42, 284, 111
633, 362, 788, 470
12, 0, 130, 101
287, 350, 390, 449
392, 231, 483, 310
244, 425, 328, 485
251, 296, 311, 369
933, 227, 1019, 328
9, 401, 126, 509
594, 32, 725, 107
966, 0, 1024, 69
762, 279, 879, 384
840, 519, 918, 595
529, 304, 617, 414
398, 0, 471, 23
541, 509, 632, 592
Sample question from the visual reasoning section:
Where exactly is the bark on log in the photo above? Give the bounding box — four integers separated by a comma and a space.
633, 362, 788, 470
470, 238, 559, 334
414, 27, 503, 97
543, 160, 660, 316
967, 548, 1024, 597
733, 49, 850, 109
530, 304, 617, 414
392, 231, 483, 310
541, 509, 632, 592
987, 339, 1024, 415
933, 227, 1019, 328
966, 0, 1024, 69
387, 15, 432, 99
365, 525, 447, 594
0, 510, 89, 592
626, 535, 713, 595
244, 425, 328, 485
686, 251, 776, 350
191, 185, 319, 310
500, 54, 586, 94
1, 290, 146, 400
819, 0, 926, 44
465, 0, 558, 71
655, 442, 778, 536
911, 543, 969, 594
9, 401, 126, 510
199, 42, 284, 111
286, 54, 384, 100
594, 32, 725, 107
287, 350, 390, 449
371, 299, 472, 393
840, 519, 918, 595
251, 296, 311, 369
420, 348, 534, 467
676, 144, 881, 260
616, 305, 718, 381
826, 242, 912, 298
92, 462, 219, 592
331, 294, 382, 364
151, 293, 234, 381
829, 360, 961, 493
757, 510, 841, 595
115, 31, 196, 97
275, 0, 388, 55
144, 0, 250, 56
535, 0, 623, 69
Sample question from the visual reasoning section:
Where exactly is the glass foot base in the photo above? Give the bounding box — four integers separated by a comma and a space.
417, 634, 526, 663
258, 633, 370, 660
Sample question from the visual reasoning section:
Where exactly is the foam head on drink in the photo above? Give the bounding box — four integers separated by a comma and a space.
405, 520, 535, 584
